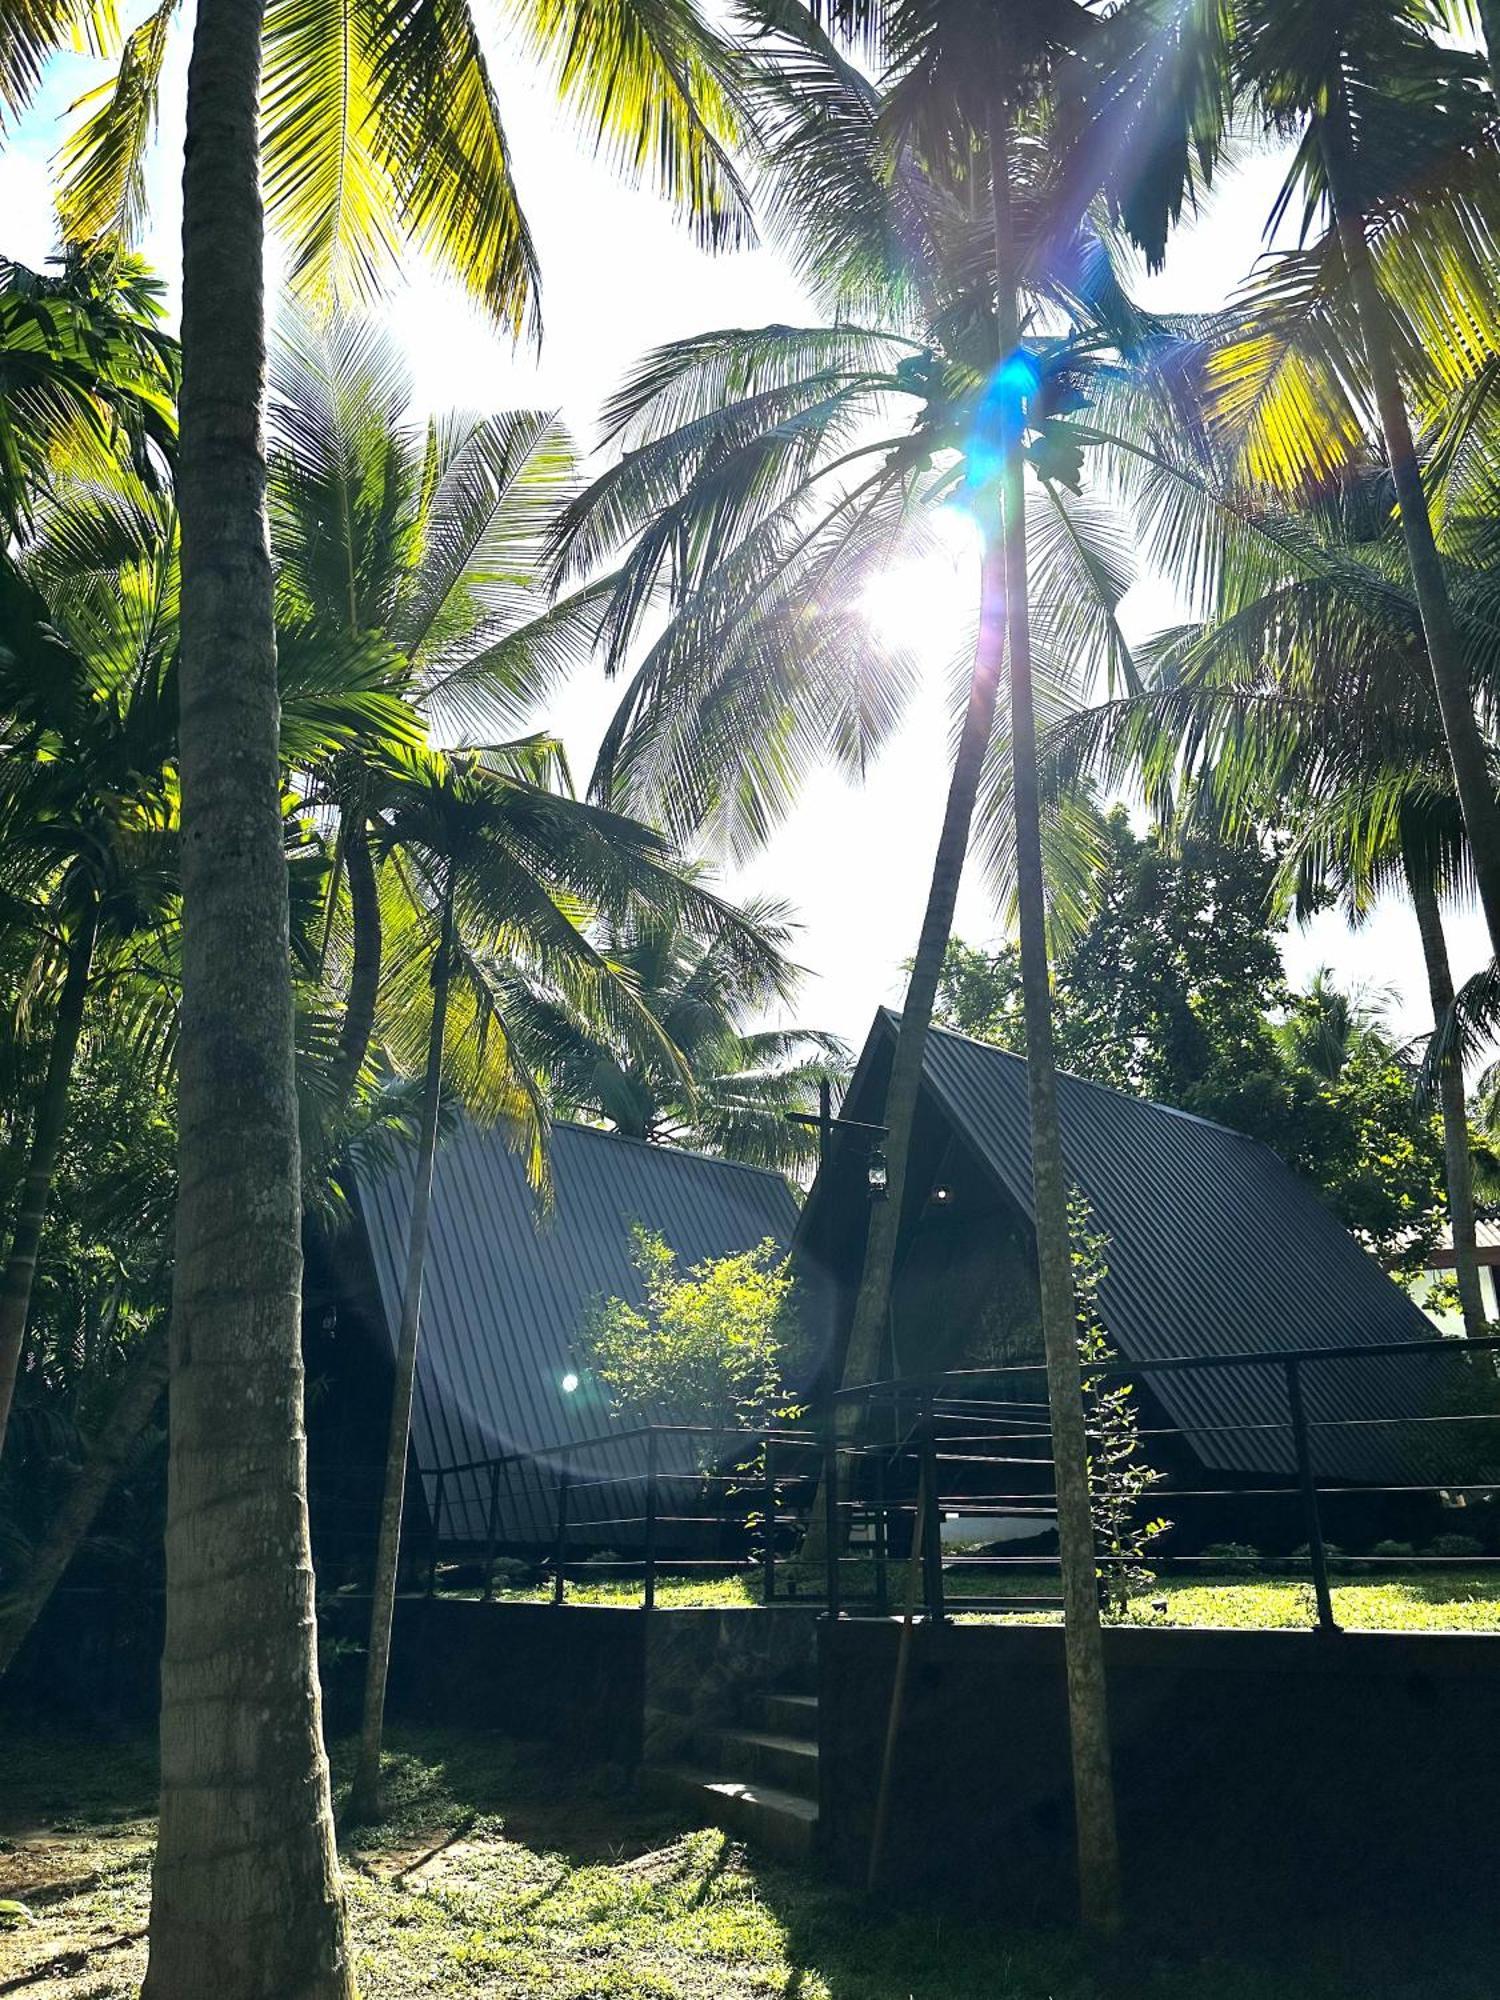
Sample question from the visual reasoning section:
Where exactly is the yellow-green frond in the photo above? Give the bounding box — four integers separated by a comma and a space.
264, 0, 405, 308
514, 0, 753, 250
56, 0, 178, 248
364, 0, 540, 338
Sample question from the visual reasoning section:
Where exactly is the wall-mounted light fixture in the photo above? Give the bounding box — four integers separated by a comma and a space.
866, 1147, 889, 1202
560, 1371, 580, 1394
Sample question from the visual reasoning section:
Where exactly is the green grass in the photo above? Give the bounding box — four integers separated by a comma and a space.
468, 1565, 1500, 1631
0, 1724, 1493, 1999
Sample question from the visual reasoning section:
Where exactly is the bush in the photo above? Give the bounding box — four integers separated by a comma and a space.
487, 1556, 535, 1588
1371, 1539, 1414, 1560
1428, 1532, 1484, 1560
1199, 1541, 1260, 1574
1291, 1541, 1355, 1573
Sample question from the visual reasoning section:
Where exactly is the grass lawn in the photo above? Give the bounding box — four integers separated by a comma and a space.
471, 1565, 1500, 1631
1, 1724, 1493, 1999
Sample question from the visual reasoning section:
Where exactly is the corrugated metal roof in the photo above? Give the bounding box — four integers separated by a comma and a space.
839, 1013, 1452, 1482
356, 1120, 800, 1543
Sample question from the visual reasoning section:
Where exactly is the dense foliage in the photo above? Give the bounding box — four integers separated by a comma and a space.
578, 1224, 799, 1458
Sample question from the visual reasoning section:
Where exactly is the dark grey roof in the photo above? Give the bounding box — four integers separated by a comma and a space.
357, 1120, 799, 1541
843, 1013, 1448, 1481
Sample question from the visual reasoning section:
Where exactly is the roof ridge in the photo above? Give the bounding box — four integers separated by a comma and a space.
548, 1116, 798, 1187
877, 1007, 1254, 1142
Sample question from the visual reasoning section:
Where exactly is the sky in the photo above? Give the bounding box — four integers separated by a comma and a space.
2, 22, 1490, 1059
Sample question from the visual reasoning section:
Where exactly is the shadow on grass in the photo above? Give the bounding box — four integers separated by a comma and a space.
3, 1719, 1495, 2000
332, 1727, 1499, 2000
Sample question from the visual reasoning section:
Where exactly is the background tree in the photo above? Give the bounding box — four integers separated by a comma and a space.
530, 899, 848, 1171
349, 739, 798, 1817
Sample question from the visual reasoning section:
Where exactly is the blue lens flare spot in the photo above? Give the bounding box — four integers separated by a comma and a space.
964, 347, 1041, 494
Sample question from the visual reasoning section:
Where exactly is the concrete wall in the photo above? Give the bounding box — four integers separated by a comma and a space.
820, 1620, 1500, 1919
354, 1598, 822, 1766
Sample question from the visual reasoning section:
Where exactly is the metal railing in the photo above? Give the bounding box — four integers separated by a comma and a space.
417, 1334, 1500, 1634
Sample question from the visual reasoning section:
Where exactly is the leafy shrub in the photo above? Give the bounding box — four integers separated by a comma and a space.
1199, 1541, 1260, 1574
487, 1556, 535, 1587
1291, 1541, 1355, 1573
1371, 1539, 1414, 1560
1428, 1532, 1484, 1559
579, 1228, 798, 1469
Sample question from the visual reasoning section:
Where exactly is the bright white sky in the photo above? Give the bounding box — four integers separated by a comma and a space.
2, 24, 1489, 1057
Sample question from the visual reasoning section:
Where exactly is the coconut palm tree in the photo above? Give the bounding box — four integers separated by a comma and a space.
0, 0, 761, 1980
1123, 0, 1500, 955
264, 313, 620, 1128
346, 738, 795, 1817
1036, 419, 1499, 1336
526, 898, 848, 1170
0, 502, 180, 1454
551, 0, 1176, 1923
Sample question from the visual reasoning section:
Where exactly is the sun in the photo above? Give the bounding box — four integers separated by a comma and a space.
858, 505, 981, 666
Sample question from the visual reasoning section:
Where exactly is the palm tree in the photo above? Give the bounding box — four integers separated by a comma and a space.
0, 247, 177, 537
264, 314, 620, 1129
530, 898, 847, 1171
1037, 422, 1497, 1336
346, 740, 792, 1816
0, 0, 762, 1982
1145, 0, 1500, 954
551, 0, 1159, 1926
0, 502, 179, 1454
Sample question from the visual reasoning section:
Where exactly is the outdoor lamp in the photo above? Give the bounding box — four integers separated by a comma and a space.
867, 1147, 889, 1201
561, 1371, 580, 1394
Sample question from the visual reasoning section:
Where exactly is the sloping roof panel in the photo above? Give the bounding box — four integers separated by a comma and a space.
357, 1120, 800, 1542
860, 1014, 1449, 1482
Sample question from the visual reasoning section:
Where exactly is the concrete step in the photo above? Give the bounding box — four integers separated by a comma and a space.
714, 1725, 818, 1795
645, 1763, 819, 1861
763, 1690, 818, 1738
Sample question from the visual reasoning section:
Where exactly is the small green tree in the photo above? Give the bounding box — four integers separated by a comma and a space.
1072, 1199, 1170, 1618
579, 1227, 797, 1465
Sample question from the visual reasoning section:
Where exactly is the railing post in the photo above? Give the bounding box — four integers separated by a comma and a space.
762, 1437, 777, 1604
643, 1429, 659, 1611
481, 1460, 503, 1602
873, 1446, 889, 1618
552, 1468, 571, 1606
1285, 1358, 1339, 1635
427, 1469, 445, 1598
824, 1407, 841, 1619
919, 1398, 944, 1622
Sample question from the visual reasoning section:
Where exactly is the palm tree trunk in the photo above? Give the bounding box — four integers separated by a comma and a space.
833, 549, 1010, 1408
332, 807, 382, 1111
0, 894, 99, 1452
350, 868, 455, 1823
986, 104, 1120, 1936
1318, 94, 1500, 959
0, 1318, 169, 1678
1408, 862, 1487, 1339
144, 3, 354, 1994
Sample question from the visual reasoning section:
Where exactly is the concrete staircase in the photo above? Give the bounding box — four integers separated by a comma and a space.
643, 1688, 820, 1859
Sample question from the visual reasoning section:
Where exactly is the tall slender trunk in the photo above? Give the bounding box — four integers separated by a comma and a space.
144, 4, 354, 1994
986, 107, 1120, 1936
834, 547, 1010, 1406
1408, 861, 1487, 1339
0, 1319, 169, 1677
1319, 92, 1500, 959
332, 805, 382, 1112
350, 868, 455, 1823
0, 894, 99, 1451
